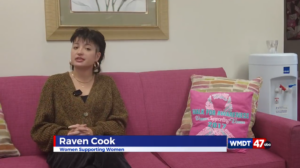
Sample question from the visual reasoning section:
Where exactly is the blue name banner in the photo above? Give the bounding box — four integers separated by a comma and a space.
53, 135, 228, 152
54, 135, 227, 147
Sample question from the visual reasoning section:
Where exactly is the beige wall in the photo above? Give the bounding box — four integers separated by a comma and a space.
0, 0, 283, 79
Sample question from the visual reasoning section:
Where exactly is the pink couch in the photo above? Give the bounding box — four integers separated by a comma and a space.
1, 68, 300, 168
298, 80, 300, 121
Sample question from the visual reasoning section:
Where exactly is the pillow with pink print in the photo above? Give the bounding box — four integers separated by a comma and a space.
189, 90, 253, 153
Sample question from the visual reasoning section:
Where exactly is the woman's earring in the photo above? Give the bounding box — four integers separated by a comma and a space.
69, 61, 73, 70
93, 62, 100, 73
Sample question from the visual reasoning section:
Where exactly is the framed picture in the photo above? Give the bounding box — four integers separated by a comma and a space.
45, 0, 169, 41
286, 0, 300, 40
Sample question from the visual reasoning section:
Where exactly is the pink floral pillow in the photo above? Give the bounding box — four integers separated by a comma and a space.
189, 90, 253, 153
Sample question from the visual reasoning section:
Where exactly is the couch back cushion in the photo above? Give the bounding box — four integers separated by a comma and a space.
103, 72, 149, 136
139, 68, 227, 135
0, 72, 147, 156
0, 76, 48, 156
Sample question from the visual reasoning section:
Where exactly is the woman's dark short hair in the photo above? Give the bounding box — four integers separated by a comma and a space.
70, 27, 106, 73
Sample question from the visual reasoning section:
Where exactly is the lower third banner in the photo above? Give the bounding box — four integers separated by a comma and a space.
53, 135, 227, 152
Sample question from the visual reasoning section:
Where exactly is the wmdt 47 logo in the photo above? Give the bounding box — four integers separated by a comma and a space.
228, 138, 271, 149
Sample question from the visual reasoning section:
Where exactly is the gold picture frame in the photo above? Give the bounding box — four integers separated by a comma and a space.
45, 0, 169, 41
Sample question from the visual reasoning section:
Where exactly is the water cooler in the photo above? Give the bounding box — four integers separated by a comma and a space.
249, 53, 298, 120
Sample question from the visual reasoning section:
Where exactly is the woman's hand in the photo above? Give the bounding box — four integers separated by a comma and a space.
68, 124, 93, 135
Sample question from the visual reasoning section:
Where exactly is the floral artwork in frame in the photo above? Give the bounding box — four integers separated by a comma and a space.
44, 0, 169, 41
71, 0, 147, 13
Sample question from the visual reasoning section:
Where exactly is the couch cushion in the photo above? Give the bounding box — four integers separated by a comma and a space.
157, 149, 285, 168
125, 152, 169, 168
0, 155, 49, 168
0, 76, 48, 156
176, 75, 263, 138
0, 103, 20, 158
139, 68, 227, 135
104, 73, 149, 135
189, 91, 253, 153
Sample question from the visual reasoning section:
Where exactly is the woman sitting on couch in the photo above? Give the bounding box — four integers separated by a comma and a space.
30, 27, 131, 168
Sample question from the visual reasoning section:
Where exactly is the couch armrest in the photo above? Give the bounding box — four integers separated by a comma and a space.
252, 112, 300, 168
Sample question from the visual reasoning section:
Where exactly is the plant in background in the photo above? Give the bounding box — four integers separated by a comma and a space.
112, 0, 117, 11
72, 1, 90, 9
110, 0, 127, 12
105, 0, 110, 11
73, 0, 131, 12
95, 0, 100, 11
117, 0, 127, 12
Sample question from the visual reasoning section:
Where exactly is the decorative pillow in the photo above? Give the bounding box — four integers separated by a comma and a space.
189, 90, 253, 153
176, 75, 262, 138
0, 103, 20, 158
